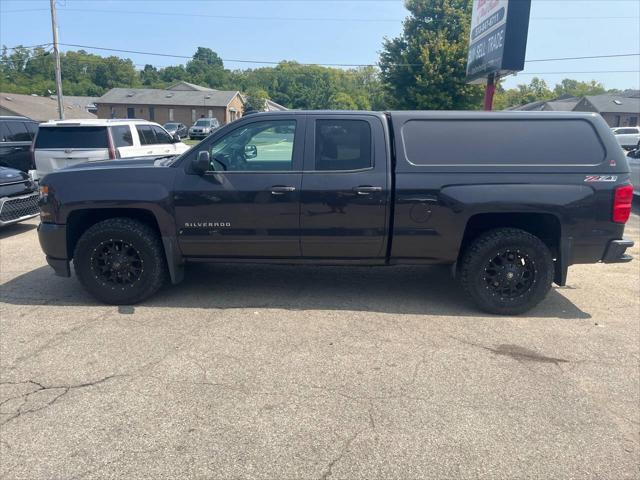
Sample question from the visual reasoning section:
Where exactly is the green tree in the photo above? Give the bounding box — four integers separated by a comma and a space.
140, 64, 160, 86
493, 77, 554, 110
160, 65, 188, 83
379, 0, 483, 110
553, 78, 607, 97
243, 87, 269, 112
186, 47, 226, 87
92, 56, 137, 89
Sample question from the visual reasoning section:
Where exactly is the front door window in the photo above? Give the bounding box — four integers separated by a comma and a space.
207, 120, 296, 172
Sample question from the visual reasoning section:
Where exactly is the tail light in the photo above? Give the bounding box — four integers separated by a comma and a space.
106, 129, 120, 159
612, 184, 633, 223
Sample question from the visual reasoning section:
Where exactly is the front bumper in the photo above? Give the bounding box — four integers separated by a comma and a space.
0, 192, 39, 227
602, 239, 634, 263
38, 222, 71, 277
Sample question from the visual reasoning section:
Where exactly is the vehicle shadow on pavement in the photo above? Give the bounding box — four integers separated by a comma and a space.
0, 263, 591, 319
0, 222, 36, 240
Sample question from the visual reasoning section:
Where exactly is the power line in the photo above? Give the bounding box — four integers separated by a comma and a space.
526, 53, 640, 63
2, 6, 639, 22
516, 70, 640, 75
2, 53, 637, 78
56, 43, 640, 68
58, 43, 388, 66
3, 43, 52, 51
4, 43, 640, 73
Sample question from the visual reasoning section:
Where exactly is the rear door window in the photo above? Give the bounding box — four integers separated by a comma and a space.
111, 125, 134, 147
0, 122, 10, 142
4, 121, 31, 142
151, 126, 172, 144
136, 125, 157, 145
35, 126, 108, 149
24, 122, 38, 139
314, 120, 372, 171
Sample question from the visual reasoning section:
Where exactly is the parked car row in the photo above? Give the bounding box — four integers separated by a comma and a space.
33, 119, 190, 179
612, 126, 640, 150
162, 118, 221, 140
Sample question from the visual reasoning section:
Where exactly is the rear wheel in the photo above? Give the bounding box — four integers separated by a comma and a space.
459, 228, 554, 315
74, 218, 166, 304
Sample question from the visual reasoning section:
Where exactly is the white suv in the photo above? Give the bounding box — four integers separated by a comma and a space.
33, 119, 190, 179
612, 126, 640, 150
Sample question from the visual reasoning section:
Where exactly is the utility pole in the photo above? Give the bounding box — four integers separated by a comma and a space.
49, 0, 64, 119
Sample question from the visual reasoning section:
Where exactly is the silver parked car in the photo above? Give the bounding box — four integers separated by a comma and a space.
188, 118, 220, 140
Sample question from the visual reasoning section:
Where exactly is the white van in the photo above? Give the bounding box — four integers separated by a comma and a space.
33, 119, 190, 178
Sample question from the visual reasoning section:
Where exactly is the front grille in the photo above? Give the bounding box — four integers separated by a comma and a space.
0, 193, 39, 223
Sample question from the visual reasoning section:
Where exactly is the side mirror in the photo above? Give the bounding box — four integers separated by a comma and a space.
245, 144, 257, 159
172, 133, 181, 143
192, 151, 210, 175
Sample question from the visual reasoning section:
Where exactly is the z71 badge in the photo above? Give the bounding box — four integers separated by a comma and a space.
584, 175, 617, 183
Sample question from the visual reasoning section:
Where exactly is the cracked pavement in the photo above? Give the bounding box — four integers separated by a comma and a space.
0, 212, 638, 479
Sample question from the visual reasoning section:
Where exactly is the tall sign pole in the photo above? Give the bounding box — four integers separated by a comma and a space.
50, 0, 64, 120
466, 0, 531, 111
483, 73, 496, 111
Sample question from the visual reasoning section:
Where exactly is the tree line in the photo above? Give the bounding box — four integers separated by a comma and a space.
0, 0, 621, 111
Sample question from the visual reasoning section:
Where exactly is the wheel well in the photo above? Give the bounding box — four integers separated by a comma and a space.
460, 213, 561, 259
66, 208, 161, 259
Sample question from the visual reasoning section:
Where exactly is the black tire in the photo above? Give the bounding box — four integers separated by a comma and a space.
73, 218, 167, 304
459, 228, 554, 315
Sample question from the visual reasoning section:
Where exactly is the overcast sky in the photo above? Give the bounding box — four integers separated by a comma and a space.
1, 0, 639, 92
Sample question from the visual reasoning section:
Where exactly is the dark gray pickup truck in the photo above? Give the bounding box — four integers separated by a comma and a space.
37, 111, 634, 314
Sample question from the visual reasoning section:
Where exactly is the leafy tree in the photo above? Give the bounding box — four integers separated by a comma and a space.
493, 77, 554, 109
379, 0, 483, 110
186, 47, 226, 88
244, 87, 269, 112
329, 92, 358, 110
140, 64, 160, 86
160, 65, 188, 83
92, 56, 137, 89
553, 79, 607, 98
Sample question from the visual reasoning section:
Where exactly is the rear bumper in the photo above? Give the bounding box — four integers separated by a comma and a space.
38, 222, 71, 277
602, 239, 634, 263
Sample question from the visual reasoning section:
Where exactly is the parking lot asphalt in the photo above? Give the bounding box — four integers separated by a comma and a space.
1, 212, 639, 479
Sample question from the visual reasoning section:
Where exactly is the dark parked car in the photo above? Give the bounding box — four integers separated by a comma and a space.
0, 116, 39, 172
37, 111, 634, 314
0, 165, 39, 226
163, 122, 188, 139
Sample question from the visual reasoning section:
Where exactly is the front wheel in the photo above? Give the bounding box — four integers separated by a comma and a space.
459, 228, 554, 315
73, 218, 167, 304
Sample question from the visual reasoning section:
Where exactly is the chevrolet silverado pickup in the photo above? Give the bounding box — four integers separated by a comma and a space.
37, 111, 635, 314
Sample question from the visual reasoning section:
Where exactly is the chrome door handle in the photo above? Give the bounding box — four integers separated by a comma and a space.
147, 151, 153, 154
353, 186, 382, 195
271, 186, 296, 195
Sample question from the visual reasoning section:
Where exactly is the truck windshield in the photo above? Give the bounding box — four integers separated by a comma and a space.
35, 127, 108, 149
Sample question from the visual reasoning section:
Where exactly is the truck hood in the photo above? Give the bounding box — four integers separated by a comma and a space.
63, 155, 177, 171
